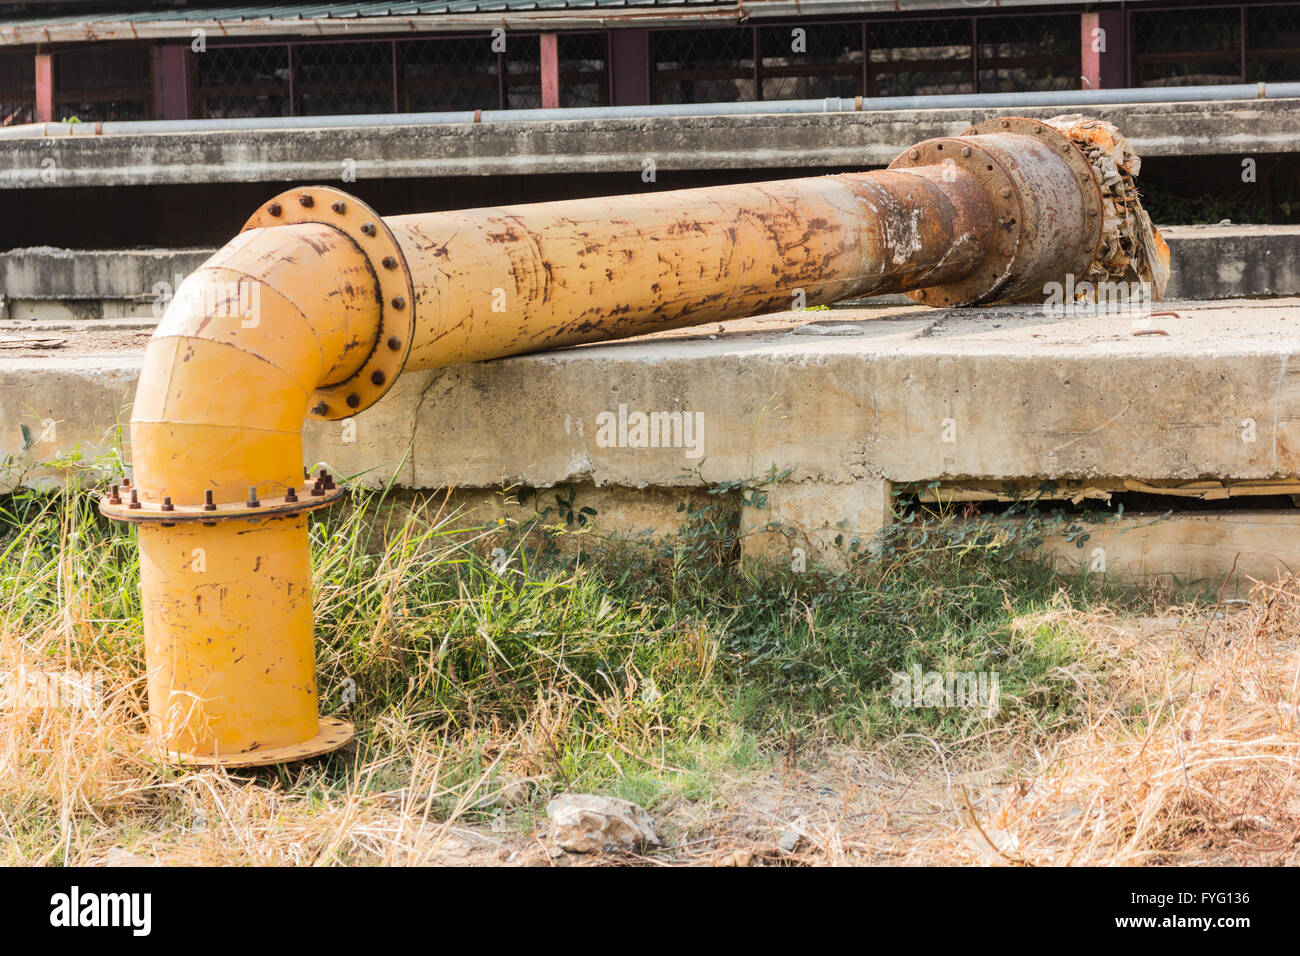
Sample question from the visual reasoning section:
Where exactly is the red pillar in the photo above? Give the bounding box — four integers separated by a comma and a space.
151, 44, 192, 119
34, 51, 54, 122
609, 29, 650, 105
1081, 10, 1127, 90
540, 33, 560, 109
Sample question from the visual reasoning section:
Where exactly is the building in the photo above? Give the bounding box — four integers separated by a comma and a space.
2, 1, 1299, 129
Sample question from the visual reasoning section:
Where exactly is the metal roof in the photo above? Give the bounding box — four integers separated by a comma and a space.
0, 0, 1145, 45
4, 0, 738, 21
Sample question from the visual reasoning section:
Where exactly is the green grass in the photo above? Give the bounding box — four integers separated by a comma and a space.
0, 473, 1124, 830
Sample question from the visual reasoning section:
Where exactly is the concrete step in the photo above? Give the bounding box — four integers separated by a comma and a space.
3, 97, 1297, 190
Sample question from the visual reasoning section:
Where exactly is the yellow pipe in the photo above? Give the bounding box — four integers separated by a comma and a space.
139, 518, 317, 756
118, 216, 384, 765
391, 166, 994, 370
105, 117, 1159, 766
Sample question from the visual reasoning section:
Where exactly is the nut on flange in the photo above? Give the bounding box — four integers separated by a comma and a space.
241, 185, 416, 421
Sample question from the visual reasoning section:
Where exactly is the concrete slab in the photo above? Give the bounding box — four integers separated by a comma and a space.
2, 297, 1298, 576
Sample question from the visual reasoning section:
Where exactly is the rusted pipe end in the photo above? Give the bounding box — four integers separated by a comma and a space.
241, 185, 416, 421
890, 116, 1167, 308
1033, 115, 1170, 302
889, 117, 1104, 306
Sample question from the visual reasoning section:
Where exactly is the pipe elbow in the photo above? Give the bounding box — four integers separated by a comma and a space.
130, 219, 383, 507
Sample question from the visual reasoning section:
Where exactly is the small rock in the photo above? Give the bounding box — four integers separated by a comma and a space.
495, 779, 532, 808
792, 323, 867, 337
720, 849, 753, 867
546, 793, 661, 853
777, 827, 803, 852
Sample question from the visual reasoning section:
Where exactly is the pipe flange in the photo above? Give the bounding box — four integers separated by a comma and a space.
888, 136, 1025, 306
241, 186, 415, 421
170, 717, 355, 768
963, 117, 1104, 289
100, 484, 345, 525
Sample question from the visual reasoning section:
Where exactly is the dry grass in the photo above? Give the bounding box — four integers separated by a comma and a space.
652, 578, 1300, 866
4, 486, 1299, 866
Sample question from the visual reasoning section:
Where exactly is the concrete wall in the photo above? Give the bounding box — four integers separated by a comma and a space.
3, 98, 1297, 191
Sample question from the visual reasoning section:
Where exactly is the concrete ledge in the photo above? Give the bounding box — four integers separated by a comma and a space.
371, 303, 1298, 490
1161, 225, 1300, 300
0, 247, 211, 300
4, 300, 1297, 489
3, 98, 1297, 189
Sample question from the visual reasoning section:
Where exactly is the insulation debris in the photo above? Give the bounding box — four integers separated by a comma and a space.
1045, 115, 1171, 302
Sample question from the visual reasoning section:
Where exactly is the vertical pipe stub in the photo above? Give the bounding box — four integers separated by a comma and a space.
102, 482, 353, 767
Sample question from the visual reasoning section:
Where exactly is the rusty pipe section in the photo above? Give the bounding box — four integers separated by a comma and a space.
390, 165, 994, 373
103, 117, 1152, 766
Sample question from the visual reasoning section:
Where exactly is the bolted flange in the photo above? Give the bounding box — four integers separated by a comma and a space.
99, 470, 345, 525
889, 135, 1025, 306
241, 185, 416, 421
169, 717, 355, 769
890, 117, 1105, 307
963, 116, 1104, 299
